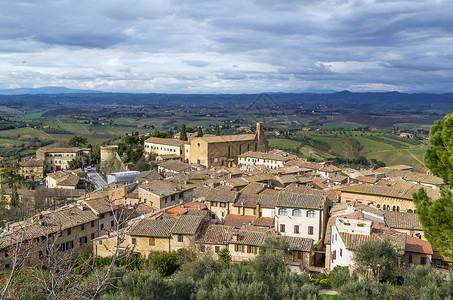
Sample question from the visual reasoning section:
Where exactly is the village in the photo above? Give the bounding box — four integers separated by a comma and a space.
0, 121, 450, 277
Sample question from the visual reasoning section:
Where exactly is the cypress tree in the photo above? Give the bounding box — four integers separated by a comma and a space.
197, 126, 203, 137
216, 126, 220, 136
180, 124, 187, 141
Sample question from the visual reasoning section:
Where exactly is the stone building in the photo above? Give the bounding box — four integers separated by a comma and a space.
189, 122, 268, 168
37, 147, 91, 172
19, 158, 45, 180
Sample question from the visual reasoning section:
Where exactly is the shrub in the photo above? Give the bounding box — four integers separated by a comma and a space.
328, 266, 351, 289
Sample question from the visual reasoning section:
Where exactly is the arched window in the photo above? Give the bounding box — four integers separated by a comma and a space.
406, 209, 413, 213
292, 209, 302, 217
393, 206, 396, 211
278, 208, 288, 215
397, 206, 400, 212
306, 210, 316, 218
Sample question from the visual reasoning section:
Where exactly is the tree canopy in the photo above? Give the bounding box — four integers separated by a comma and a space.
353, 239, 400, 283
180, 124, 187, 141
67, 135, 88, 147
414, 113, 453, 259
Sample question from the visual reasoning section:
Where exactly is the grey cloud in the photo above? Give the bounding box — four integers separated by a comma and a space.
182, 60, 210, 67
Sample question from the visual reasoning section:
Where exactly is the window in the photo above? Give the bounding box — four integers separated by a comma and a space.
66, 240, 74, 250
235, 244, 244, 252
111, 220, 114, 227
294, 225, 299, 234
292, 209, 302, 217
280, 224, 286, 232
308, 226, 314, 235
79, 236, 88, 245
340, 248, 342, 257
253, 208, 256, 216
200, 245, 206, 252
409, 255, 412, 263
237, 207, 241, 214
177, 235, 184, 243
171, 195, 175, 202
211, 201, 218, 207
131, 238, 137, 245
81, 224, 85, 231
67, 228, 71, 235
220, 202, 226, 208
100, 214, 105, 219
248, 246, 258, 254
91, 233, 95, 240
91, 221, 95, 227
215, 246, 220, 253
306, 210, 316, 218
332, 250, 336, 260
278, 208, 288, 215
420, 257, 427, 265
149, 237, 155, 246
100, 224, 104, 230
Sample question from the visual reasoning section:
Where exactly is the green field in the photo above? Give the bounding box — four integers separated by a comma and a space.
269, 130, 428, 171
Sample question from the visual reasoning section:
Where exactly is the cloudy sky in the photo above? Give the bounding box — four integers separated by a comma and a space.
1, 0, 452, 93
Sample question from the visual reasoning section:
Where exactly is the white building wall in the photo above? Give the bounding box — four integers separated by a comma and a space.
330, 225, 354, 270
144, 142, 182, 157
260, 207, 275, 218
274, 207, 322, 241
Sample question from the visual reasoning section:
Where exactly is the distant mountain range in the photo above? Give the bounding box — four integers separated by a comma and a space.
0, 86, 105, 95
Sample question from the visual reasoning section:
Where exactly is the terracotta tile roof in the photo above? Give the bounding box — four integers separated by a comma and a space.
83, 197, 114, 215
171, 214, 205, 235
284, 183, 341, 201
375, 167, 444, 185
332, 175, 348, 183
144, 137, 188, 146
229, 229, 268, 246
276, 174, 299, 184
259, 188, 279, 196
196, 225, 234, 244
258, 193, 279, 208
129, 218, 176, 238
276, 192, 324, 209
138, 170, 162, 180
243, 173, 272, 183
193, 186, 211, 199
340, 184, 416, 200
38, 147, 87, 153
0, 205, 98, 249
158, 160, 191, 172
205, 186, 238, 203
285, 159, 323, 170
47, 171, 80, 186
239, 149, 296, 162
252, 217, 274, 228
240, 182, 266, 194
339, 228, 406, 252
234, 193, 259, 208
384, 211, 422, 230
157, 154, 179, 160
139, 180, 194, 197
223, 177, 249, 187
224, 214, 257, 228
196, 134, 256, 143
19, 158, 45, 167
432, 249, 452, 262
283, 236, 313, 252
405, 235, 433, 254
319, 165, 341, 172
356, 176, 379, 184
311, 177, 329, 189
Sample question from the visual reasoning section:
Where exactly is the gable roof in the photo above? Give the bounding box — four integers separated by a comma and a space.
283, 236, 313, 252
405, 235, 433, 255
196, 225, 234, 244
139, 180, 194, 197
276, 192, 324, 209
229, 230, 268, 246
384, 211, 422, 230
340, 184, 416, 200
205, 186, 238, 203
196, 134, 256, 143
144, 137, 187, 146
129, 218, 176, 238
171, 214, 205, 235
233, 193, 259, 208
